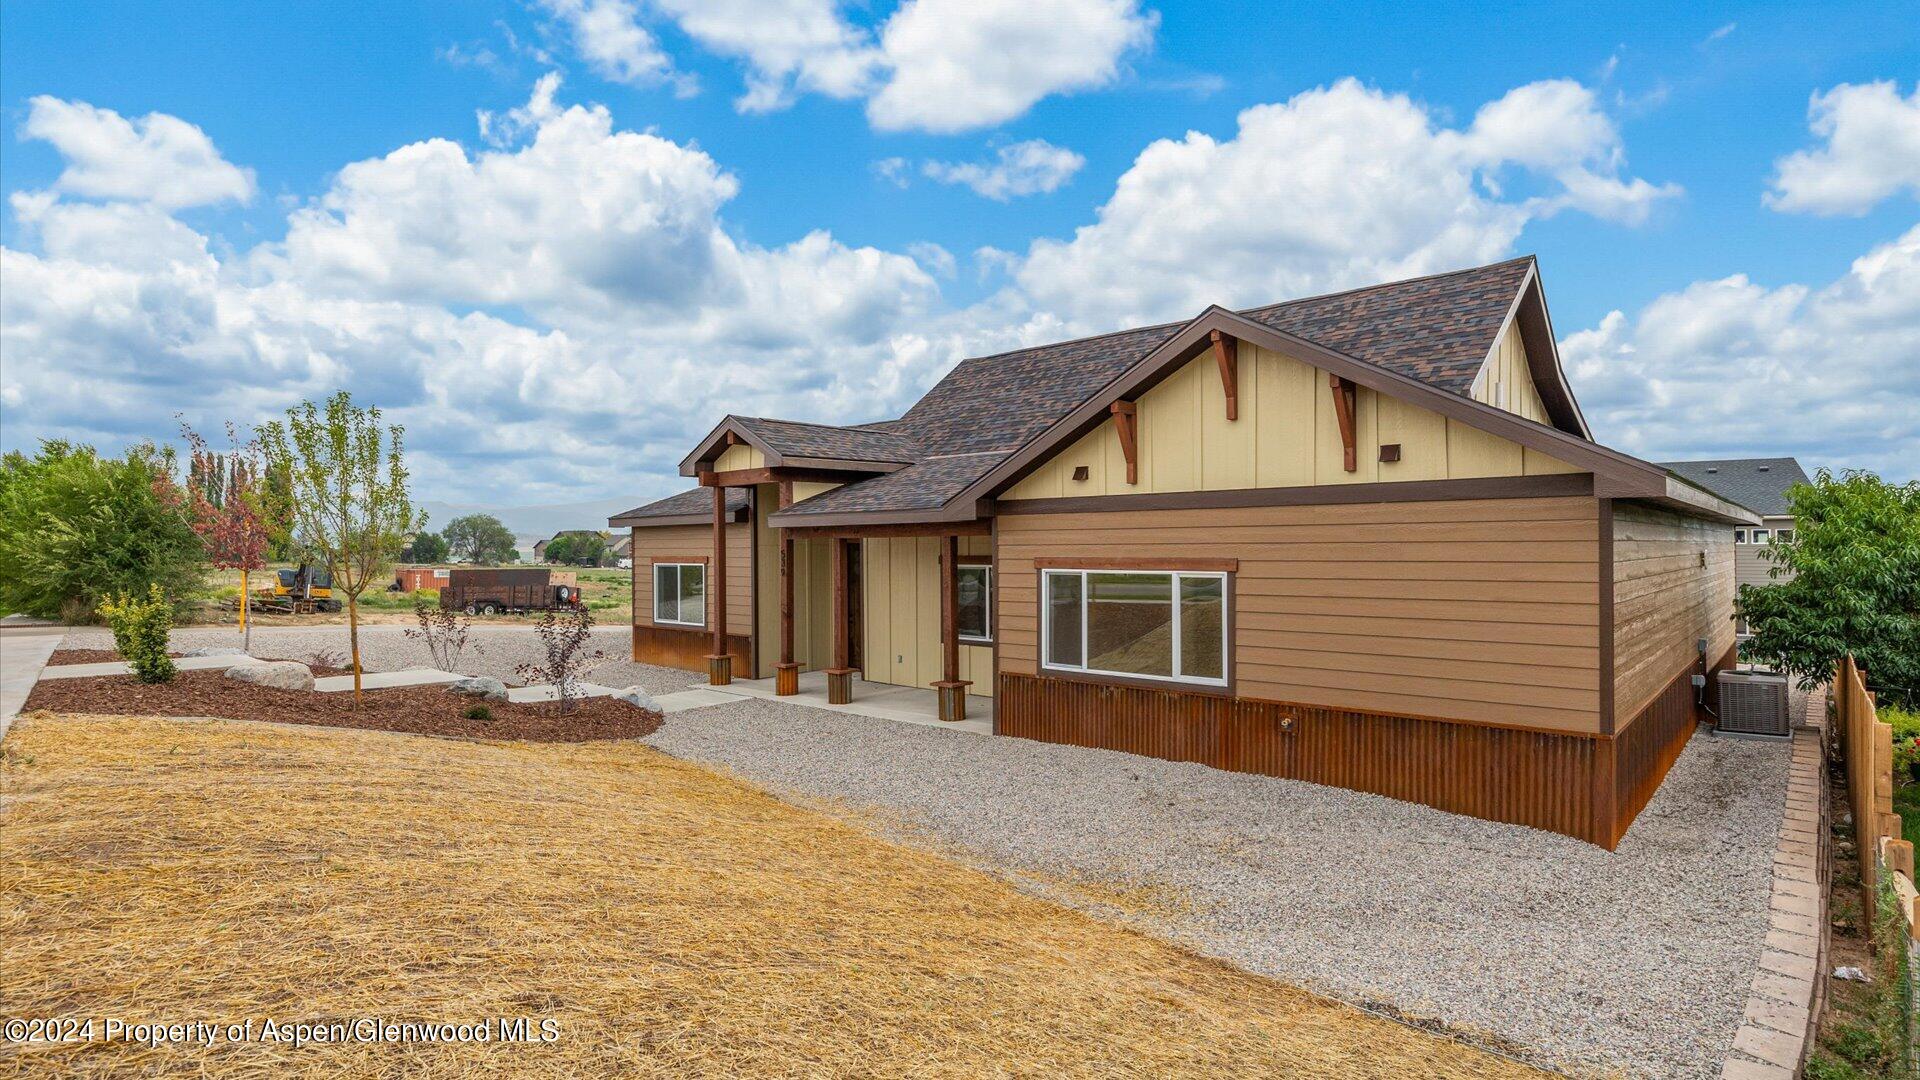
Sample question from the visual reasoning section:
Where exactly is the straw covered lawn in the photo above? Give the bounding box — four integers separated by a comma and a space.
0, 713, 1546, 1078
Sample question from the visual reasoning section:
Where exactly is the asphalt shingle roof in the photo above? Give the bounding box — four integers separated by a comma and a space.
645, 258, 1544, 525
1657, 458, 1809, 517
612, 486, 747, 523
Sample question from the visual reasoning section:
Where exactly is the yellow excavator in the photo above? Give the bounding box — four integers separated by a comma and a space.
252, 563, 342, 613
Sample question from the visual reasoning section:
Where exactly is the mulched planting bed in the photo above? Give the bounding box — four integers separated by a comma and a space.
24, 670, 662, 743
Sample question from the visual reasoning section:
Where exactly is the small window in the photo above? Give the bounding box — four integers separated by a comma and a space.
1733, 529, 1747, 544
956, 564, 992, 643
1775, 529, 1794, 543
652, 563, 706, 627
1750, 529, 1770, 544
1041, 568, 1228, 687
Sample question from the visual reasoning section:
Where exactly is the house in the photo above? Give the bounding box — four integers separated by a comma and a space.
610, 257, 1756, 848
1658, 457, 1810, 630
535, 529, 603, 564
610, 532, 633, 568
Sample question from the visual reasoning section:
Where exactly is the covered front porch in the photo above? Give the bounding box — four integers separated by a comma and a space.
695, 460, 994, 724
724, 669, 994, 736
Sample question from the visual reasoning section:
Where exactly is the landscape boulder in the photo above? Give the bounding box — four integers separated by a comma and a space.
615, 686, 660, 713
223, 661, 314, 692
448, 676, 508, 702
183, 646, 249, 658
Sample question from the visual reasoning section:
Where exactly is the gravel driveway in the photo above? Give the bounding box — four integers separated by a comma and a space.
643, 696, 1792, 1080
58, 625, 1793, 1077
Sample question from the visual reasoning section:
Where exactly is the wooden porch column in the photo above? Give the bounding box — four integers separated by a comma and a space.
774, 482, 799, 695
933, 532, 971, 722
705, 484, 732, 686
826, 537, 854, 704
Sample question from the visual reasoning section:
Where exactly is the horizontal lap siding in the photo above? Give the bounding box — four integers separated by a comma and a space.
1612, 503, 1736, 722
629, 522, 752, 633
996, 496, 1601, 733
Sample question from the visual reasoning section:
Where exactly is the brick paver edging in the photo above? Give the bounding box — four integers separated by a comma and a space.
1722, 700, 1827, 1079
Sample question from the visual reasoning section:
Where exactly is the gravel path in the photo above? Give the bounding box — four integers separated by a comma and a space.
642, 696, 1793, 1079
58, 625, 710, 694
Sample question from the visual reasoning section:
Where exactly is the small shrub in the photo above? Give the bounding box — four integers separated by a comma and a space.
404, 601, 479, 670
515, 607, 604, 714
96, 584, 177, 684
462, 704, 493, 722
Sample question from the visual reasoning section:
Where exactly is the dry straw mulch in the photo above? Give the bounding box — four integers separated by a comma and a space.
0, 713, 1548, 1079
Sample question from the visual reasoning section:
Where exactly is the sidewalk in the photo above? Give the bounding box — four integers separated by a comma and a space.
0, 632, 61, 742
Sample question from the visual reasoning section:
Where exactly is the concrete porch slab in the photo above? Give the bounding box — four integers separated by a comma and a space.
725, 670, 993, 736
39, 654, 268, 680
654, 687, 750, 714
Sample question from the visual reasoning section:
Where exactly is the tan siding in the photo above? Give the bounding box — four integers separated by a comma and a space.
1002, 341, 1574, 500
715, 444, 764, 472
997, 497, 1601, 732
1612, 502, 1737, 722
860, 535, 993, 697
630, 520, 751, 633
1471, 321, 1549, 422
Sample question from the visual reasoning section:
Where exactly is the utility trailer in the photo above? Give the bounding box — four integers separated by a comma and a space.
438, 568, 583, 616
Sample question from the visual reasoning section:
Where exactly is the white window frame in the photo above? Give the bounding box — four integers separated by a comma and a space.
1039, 568, 1229, 688
1751, 529, 1771, 544
652, 562, 707, 628
955, 563, 993, 644
1733, 529, 1747, 544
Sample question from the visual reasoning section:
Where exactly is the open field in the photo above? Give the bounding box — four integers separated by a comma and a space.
186, 566, 633, 626
0, 712, 1546, 1079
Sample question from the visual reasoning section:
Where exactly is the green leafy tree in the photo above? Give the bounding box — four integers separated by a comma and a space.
545, 533, 609, 566
258, 392, 424, 701
444, 514, 517, 565
0, 441, 203, 620
405, 531, 450, 564
1739, 469, 1920, 706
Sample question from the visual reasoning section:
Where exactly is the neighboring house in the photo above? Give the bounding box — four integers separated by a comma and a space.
610, 532, 633, 569
611, 257, 1755, 848
535, 529, 603, 564
1657, 457, 1810, 631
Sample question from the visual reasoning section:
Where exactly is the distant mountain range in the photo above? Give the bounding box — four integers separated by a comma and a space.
419, 496, 646, 561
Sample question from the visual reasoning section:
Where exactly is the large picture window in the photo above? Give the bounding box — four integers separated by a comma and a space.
956, 563, 992, 643
1041, 569, 1227, 687
652, 562, 706, 627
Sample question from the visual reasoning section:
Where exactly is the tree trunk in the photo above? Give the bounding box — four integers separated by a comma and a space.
347, 592, 362, 705
239, 568, 252, 654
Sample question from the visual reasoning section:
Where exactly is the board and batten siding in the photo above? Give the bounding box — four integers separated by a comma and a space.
630, 521, 752, 633
861, 535, 994, 698
1611, 502, 1737, 723
1469, 321, 1550, 423
714, 443, 765, 472
1000, 338, 1577, 502
750, 485, 837, 678
996, 496, 1602, 733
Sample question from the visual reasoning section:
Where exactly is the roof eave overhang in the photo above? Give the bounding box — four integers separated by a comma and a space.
609, 506, 750, 529
1638, 477, 1761, 525
1492, 262, 1592, 440
678, 416, 913, 478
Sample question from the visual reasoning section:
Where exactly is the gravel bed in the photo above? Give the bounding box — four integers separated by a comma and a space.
59, 626, 705, 694
642, 696, 1794, 1079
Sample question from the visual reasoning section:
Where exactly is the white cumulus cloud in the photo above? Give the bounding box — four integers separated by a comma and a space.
19, 96, 254, 209
1561, 224, 1920, 479
1766, 81, 1920, 216
1001, 78, 1678, 331
535, 0, 692, 94
923, 139, 1085, 200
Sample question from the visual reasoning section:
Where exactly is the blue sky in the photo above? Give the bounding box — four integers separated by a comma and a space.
2, 0, 1916, 513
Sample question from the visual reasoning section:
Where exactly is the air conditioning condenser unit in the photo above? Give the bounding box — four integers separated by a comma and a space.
1717, 669, 1791, 738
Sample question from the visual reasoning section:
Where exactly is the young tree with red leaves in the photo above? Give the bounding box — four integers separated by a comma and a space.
180, 422, 272, 652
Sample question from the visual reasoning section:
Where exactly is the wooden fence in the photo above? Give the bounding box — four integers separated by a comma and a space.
1837, 655, 1902, 908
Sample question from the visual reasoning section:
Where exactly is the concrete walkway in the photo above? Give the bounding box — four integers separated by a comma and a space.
313, 668, 467, 693
504, 681, 619, 704
0, 632, 61, 742
726, 670, 994, 735
38, 654, 266, 680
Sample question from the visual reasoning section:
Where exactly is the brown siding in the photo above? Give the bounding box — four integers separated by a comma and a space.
629, 521, 753, 672
996, 496, 1601, 733
1612, 503, 1736, 723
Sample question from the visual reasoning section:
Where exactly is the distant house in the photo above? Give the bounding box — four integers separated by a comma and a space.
1658, 457, 1811, 631
535, 529, 603, 564
610, 533, 633, 568
610, 256, 1756, 849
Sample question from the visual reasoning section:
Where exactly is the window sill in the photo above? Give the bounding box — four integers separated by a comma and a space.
1037, 666, 1231, 697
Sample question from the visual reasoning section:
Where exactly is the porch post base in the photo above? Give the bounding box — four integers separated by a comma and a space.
706, 654, 733, 686
933, 681, 972, 722
825, 668, 855, 705
774, 662, 801, 696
